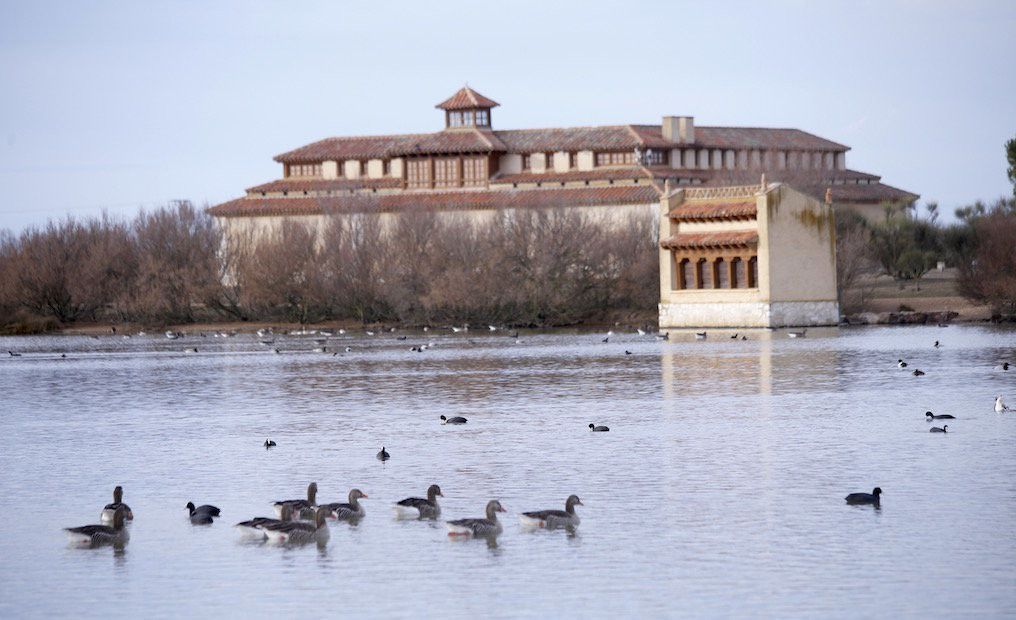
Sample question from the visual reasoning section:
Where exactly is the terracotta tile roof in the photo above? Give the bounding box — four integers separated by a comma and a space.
246, 178, 403, 193
436, 87, 500, 110
805, 182, 919, 204
660, 231, 759, 250
275, 135, 421, 163
209, 185, 661, 217
386, 128, 506, 156
669, 200, 757, 221
495, 126, 644, 153
493, 167, 697, 185
274, 125, 852, 163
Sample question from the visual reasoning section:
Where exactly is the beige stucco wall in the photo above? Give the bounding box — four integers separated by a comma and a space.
760, 184, 838, 304
216, 202, 658, 246
390, 158, 404, 179
344, 160, 362, 179
553, 151, 570, 173
322, 160, 339, 179
499, 154, 523, 175
366, 159, 384, 178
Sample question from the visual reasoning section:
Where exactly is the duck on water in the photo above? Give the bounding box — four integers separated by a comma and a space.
845, 487, 882, 506
66, 505, 130, 546
519, 495, 582, 529
447, 500, 507, 538
318, 489, 368, 521
394, 484, 443, 520
273, 482, 318, 519
101, 486, 134, 524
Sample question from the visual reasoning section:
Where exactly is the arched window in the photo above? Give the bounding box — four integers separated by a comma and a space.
697, 259, 711, 289
715, 258, 729, 288
679, 258, 693, 290
732, 258, 744, 289
748, 256, 758, 288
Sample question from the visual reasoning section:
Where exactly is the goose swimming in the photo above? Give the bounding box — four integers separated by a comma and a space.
66, 505, 130, 546
929, 425, 948, 433
589, 423, 609, 432
394, 484, 443, 519
695, 332, 707, 340
8, 350, 21, 357
446, 500, 506, 537
845, 487, 882, 506
519, 495, 583, 529
318, 489, 368, 521
376, 447, 390, 461
235, 504, 293, 537
259, 506, 331, 544
273, 482, 318, 519
440, 415, 468, 425
925, 411, 955, 420
100, 486, 134, 524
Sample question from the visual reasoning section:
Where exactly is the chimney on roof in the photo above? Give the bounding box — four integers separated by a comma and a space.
662, 116, 695, 144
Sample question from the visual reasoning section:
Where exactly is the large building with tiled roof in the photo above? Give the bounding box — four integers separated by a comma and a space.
208, 86, 917, 227
210, 86, 916, 328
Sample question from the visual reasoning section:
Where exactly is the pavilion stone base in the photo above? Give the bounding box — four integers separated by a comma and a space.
659, 300, 840, 328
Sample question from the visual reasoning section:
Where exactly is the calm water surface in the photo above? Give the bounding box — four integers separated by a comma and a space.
1, 326, 1015, 618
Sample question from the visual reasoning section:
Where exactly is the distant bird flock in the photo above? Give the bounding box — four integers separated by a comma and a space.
7, 323, 1007, 546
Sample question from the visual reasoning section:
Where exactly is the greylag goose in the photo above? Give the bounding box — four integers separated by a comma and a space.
520, 495, 583, 529
589, 423, 609, 432
186, 502, 221, 524
259, 506, 331, 544
441, 415, 468, 425
235, 504, 293, 537
273, 482, 318, 519
66, 505, 129, 546
376, 447, 390, 461
394, 484, 443, 519
100, 486, 134, 523
446, 500, 506, 537
319, 489, 368, 521
925, 411, 955, 419
845, 487, 882, 506
930, 425, 948, 433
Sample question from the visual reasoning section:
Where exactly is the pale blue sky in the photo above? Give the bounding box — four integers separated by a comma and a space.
1, 1, 1013, 230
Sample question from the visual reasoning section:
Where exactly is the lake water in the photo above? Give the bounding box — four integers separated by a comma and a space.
1, 325, 1014, 618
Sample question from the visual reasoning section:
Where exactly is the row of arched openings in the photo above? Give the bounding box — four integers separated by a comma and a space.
675, 256, 758, 290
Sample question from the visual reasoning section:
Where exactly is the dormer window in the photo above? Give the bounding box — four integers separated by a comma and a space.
436, 86, 498, 129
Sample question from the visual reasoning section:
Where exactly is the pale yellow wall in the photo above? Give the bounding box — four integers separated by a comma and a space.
390, 158, 404, 179
322, 160, 339, 179
552, 151, 570, 173
215, 202, 659, 245
761, 184, 837, 303
499, 154, 522, 175
366, 159, 384, 178
344, 160, 361, 179
576, 150, 594, 171
532, 153, 549, 174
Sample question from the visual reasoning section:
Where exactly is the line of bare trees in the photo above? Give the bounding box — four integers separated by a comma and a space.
0, 202, 660, 331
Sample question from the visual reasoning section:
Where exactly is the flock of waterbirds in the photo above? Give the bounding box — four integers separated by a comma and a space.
64, 480, 583, 548
47, 323, 1016, 545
